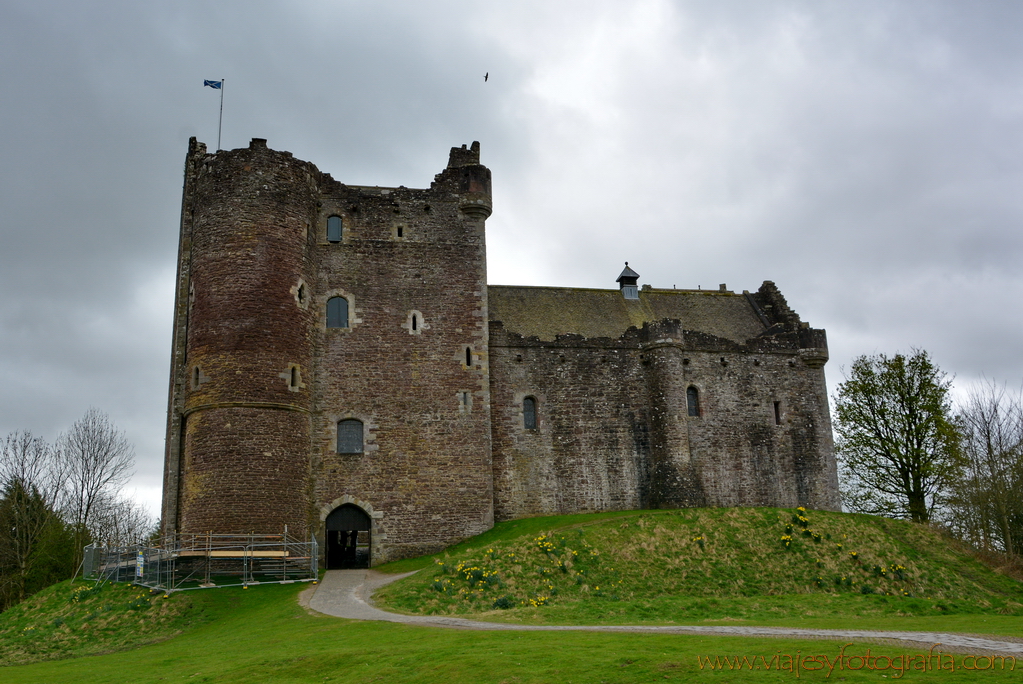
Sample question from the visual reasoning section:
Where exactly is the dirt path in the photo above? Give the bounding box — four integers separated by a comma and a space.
301, 569, 1023, 656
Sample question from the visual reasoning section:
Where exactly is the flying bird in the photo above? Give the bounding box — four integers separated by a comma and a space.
484, 72, 488, 82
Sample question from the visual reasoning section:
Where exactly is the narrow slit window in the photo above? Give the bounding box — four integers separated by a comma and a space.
465, 347, 472, 367
327, 297, 349, 328
523, 396, 537, 430
327, 215, 342, 243
192, 366, 200, 388
686, 386, 700, 417
411, 314, 417, 331
397, 226, 403, 238
774, 401, 782, 426
337, 419, 364, 454
290, 366, 299, 388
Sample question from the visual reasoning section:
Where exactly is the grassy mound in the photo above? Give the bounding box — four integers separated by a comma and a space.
374, 507, 1023, 624
8, 581, 1003, 684
0, 578, 212, 666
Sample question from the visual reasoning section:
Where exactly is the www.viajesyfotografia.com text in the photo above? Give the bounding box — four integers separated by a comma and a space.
697, 643, 1016, 678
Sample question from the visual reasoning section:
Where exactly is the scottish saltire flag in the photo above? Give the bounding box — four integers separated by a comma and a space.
204, 80, 222, 89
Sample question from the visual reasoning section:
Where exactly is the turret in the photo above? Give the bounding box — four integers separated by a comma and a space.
437, 141, 492, 220
617, 262, 640, 300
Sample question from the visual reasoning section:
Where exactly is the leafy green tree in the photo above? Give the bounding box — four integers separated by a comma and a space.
834, 350, 960, 523
0, 432, 69, 611
0, 478, 76, 611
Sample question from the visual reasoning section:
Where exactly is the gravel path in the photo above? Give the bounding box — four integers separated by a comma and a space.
303, 569, 1023, 656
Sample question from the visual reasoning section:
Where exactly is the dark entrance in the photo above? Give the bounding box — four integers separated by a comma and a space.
325, 504, 371, 569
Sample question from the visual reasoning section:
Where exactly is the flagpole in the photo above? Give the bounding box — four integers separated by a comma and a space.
217, 78, 225, 151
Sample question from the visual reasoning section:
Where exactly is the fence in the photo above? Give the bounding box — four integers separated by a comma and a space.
83, 532, 318, 592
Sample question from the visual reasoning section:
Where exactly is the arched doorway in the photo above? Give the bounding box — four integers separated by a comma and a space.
325, 504, 371, 569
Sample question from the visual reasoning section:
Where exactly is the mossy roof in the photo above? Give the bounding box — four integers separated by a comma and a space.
488, 286, 767, 343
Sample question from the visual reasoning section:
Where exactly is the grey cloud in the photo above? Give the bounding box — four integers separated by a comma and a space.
2, 0, 1022, 514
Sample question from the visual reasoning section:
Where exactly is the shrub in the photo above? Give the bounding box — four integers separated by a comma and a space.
492, 595, 513, 609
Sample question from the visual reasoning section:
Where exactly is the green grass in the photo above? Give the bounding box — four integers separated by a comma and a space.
0, 578, 212, 666
2, 507, 1022, 682
4, 581, 1019, 683
374, 507, 1023, 630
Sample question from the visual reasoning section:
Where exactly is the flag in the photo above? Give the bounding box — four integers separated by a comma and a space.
204, 80, 223, 89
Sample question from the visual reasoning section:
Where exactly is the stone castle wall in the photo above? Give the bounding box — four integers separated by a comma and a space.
488, 314, 839, 522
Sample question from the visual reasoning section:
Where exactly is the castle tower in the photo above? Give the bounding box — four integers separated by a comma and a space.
162, 138, 318, 536
309, 141, 495, 562
640, 320, 705, 508
163, 138, 496, 562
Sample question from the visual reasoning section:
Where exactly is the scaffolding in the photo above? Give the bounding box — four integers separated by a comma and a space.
83, 532, 318, 592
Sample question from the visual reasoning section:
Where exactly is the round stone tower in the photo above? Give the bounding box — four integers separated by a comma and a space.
163, 138, 319, 536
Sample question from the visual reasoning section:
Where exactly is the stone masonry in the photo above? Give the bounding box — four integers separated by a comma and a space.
162, 138, 840, 566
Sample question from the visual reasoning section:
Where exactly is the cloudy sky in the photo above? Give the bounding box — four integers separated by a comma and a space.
2, 1, 1021, 516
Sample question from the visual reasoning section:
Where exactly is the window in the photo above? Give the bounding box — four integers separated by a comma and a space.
327, 297, 349, 328
290, 366, 299, 388
523, 396, 537, 430
465, 347, 472, 367
404, 310, 426, 335
774, 401, 782, 426
686, 386, 700, 417
191, 365, 208, 390
337, 419, 364, 454
327, 215, 342, 243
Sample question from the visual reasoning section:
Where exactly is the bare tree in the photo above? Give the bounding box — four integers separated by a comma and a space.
947, 381, 1023, 556
57, 409, 135, 558
88, 493, 157, 548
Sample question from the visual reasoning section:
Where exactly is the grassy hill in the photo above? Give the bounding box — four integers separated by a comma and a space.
0, 578, 213, 666
11, 580, 1018, 684
1, 506, 1021, 680
374, 506, 1023, 625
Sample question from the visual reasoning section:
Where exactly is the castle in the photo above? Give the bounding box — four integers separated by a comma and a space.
161, 137, 840, 567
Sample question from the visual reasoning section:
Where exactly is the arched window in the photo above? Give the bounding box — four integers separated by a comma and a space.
686, 386, 700, 417
327, 215, 342, 243
523, 396, 537, 430
337, 419, 364, 454
327, 297, 349, 328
